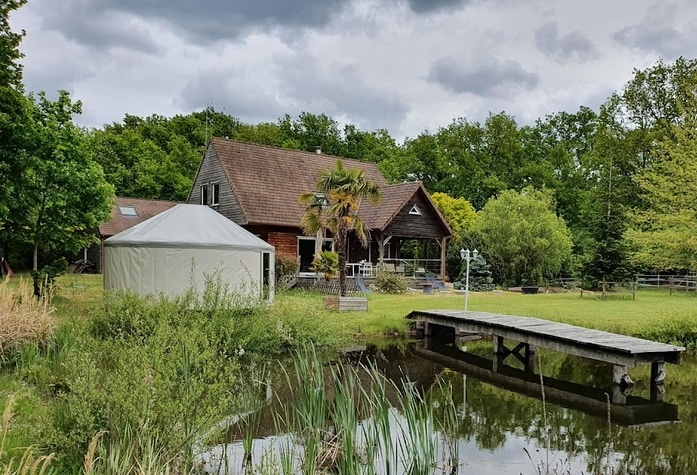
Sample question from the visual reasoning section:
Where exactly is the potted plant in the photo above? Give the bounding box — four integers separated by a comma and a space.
310, 250, 339, 281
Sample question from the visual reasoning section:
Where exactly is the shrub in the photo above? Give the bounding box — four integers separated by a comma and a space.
453, 255, 496, 291
371, 268, 409, 294
31, 257, 68, 298
275, 253, 299, 281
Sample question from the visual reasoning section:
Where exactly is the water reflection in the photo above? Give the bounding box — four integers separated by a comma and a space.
202, 342, 696, 475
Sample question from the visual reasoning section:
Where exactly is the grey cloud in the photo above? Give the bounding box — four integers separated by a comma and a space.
613, 3, 696, 59
278, 53, 409, 130
428, 57, 539, 96
37, 0, 350, 47
406, 0, 469, 14
35, 2, 162, 54
178, 69, 288, 125
178, 51, 409, 131
535, 22, 600, 63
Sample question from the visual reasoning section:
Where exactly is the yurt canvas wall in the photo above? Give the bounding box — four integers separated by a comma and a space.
104, 204, 275, 302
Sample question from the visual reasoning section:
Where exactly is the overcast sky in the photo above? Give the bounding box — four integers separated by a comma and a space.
11, 0, 697, 140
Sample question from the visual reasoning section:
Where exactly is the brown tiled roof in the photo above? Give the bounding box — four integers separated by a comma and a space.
211, 138, 389, 228
99, 197, 180, 237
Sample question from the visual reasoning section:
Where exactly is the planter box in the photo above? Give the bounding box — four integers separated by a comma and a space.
324, 296, 368, 312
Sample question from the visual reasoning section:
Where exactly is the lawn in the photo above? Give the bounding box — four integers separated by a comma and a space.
12, 273, 697, 345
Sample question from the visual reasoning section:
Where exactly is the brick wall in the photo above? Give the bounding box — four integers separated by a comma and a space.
269, 231, 297, 257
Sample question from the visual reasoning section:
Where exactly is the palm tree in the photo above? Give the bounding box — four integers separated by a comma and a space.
300, 160, 381, 297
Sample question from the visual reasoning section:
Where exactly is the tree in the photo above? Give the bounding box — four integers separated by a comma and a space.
5, 91, 114, 270
300, 160, 381, 297
0, 0, 29, 228
475, 187, 572, 286
627, 98, 697, 271
454, 254, 495, 291
0, 0, 25, 89
430, 192, 477, 243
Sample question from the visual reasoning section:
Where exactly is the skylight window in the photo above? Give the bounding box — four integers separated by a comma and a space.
119, 205, 138, 217
409, 204, 422, 216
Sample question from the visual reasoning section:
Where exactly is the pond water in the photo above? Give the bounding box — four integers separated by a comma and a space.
201, 339, 697, 475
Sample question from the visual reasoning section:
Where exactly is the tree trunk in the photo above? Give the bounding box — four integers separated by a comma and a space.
336, 227, 348, 297
33, 241, 39, 271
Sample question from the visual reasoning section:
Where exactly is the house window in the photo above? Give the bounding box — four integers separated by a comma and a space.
118, 205, 137, 217
200, 185, 208, 205
409, 204, 422, 215
211, 183, 220, 206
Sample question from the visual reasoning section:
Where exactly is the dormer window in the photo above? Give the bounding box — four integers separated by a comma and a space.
119, 205, 138, 217
409, 204, 422, 215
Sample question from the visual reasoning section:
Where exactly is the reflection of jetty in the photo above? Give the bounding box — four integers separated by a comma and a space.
407, 311, 685, 404
412, 340, 680, 427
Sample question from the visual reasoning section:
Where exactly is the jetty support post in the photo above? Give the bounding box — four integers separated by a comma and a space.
651, 360, 666, 402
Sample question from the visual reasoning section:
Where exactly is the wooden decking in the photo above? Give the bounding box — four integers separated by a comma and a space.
407, 310, 685, 403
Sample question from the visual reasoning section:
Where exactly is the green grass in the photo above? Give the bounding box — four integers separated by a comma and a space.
37, 275, 697, 342
280, 288, 697, 341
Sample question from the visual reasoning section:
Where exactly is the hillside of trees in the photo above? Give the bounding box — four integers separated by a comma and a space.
2, 1, 697, 285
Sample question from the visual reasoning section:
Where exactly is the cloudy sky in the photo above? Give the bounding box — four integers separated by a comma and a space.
11, 0, 697, 140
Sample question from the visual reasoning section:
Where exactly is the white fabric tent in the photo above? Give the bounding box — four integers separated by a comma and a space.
104, 204, 275, 301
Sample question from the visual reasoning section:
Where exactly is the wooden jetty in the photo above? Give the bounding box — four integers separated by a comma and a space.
407, 310, 685, 403
412, 340, 679, 426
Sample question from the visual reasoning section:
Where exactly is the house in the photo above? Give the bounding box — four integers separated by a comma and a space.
187, 137, 452, 278
90, 197, 179, 272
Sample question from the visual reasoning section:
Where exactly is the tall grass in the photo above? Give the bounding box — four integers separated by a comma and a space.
0, 396, 55, 474
0, 279, 56, 365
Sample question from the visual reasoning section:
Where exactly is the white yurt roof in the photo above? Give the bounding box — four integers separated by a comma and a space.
104, 204, 274, 251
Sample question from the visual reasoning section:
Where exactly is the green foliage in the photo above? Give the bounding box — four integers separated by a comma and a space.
429, 192, 476, 243
30, 257, 68, 298
454, 254, 495, 291
274, 252, 299, 281
0, 0, 26, 90
371, 268, 409, 294
309, 250, 339, 281
634, 318, 697, 349
476, 187, 573, 286
627, 93, 697, 271
2, 91, 114, 270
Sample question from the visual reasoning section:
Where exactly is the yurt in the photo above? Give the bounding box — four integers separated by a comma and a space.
103, 204, 275, 302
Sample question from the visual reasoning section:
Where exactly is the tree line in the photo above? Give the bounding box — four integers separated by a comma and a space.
2, 1, 696, 285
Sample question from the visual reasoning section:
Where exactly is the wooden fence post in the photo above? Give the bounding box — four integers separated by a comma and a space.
602, 277, 607, 300
669, 275, 674, 295
632, 280, 637, 300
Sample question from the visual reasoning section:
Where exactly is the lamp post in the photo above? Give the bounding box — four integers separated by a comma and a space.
460, 248, 478, 311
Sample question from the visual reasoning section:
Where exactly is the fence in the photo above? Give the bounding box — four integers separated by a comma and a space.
557, 273, 697, 300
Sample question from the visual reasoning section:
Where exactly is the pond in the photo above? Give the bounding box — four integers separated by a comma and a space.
200, 340, 697, 475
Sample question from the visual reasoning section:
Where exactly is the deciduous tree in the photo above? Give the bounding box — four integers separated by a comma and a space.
8, 91, 114, 270
475, 187, 572, 286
